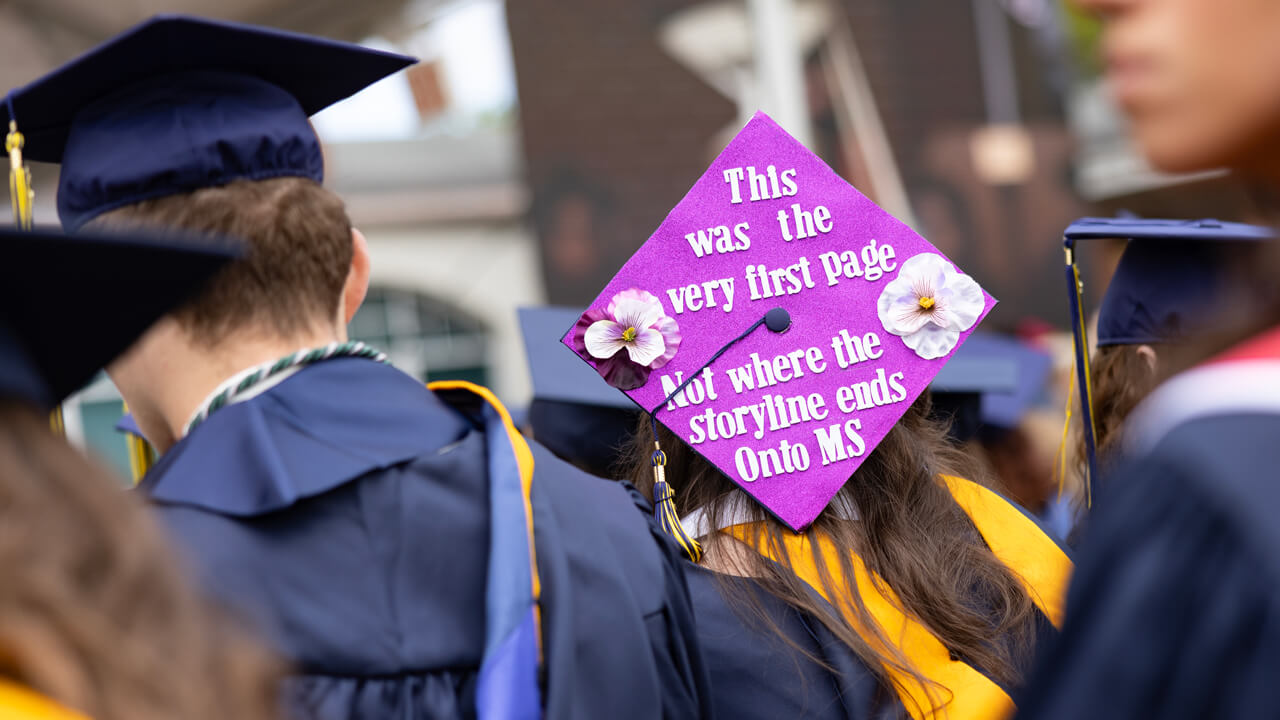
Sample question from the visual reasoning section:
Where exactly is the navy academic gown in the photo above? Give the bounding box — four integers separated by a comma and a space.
1015, 412, 1280, 719
687, 543, 1061, 718
683, 478, 1066, 720
686, 567, 901, 719
140, 358, 709, 720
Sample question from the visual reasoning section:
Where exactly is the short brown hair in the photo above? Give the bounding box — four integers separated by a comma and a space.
89, 177, 353, 345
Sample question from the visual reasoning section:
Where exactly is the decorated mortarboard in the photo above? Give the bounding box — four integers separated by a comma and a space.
519, 306, 639, 477
0, 226, 241, 410
1061, 216, 1274, 491
2, 14, 416, 231
564, 112, 995, 537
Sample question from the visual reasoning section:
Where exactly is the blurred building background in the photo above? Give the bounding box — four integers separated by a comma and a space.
2, 0, 1258, 475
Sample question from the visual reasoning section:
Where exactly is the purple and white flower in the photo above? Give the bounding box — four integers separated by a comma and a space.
572, 289, 681, 389
876, 252, 985, 359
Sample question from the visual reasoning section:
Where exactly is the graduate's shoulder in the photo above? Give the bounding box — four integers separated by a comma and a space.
1119, 410, 1280, 576
683, 564, 897, 720
525, 440, 672, 602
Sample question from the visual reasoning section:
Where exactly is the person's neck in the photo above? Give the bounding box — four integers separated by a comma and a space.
137, 327, 344, 453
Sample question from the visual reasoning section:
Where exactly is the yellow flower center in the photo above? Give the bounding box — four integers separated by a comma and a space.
917, 296, 936, 311
621, 326, 638, 342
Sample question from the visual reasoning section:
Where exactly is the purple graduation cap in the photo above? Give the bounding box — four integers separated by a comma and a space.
564, 112, 995, 531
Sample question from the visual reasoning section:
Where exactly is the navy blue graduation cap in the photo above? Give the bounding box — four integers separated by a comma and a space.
966, 333, 1052, 432
519, 306, 640, 478
928, 333, 1019, 443
1062, 216, 1274, 490
1, 226, 240, 410
2, 14, 416, 231
1097, 239, 1255, 347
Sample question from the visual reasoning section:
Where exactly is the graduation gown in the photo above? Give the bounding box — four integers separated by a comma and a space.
139, 358, 709, 720
685, 480, 1069, 720
686, 567, 902, 720
1016, 329, 1280, 719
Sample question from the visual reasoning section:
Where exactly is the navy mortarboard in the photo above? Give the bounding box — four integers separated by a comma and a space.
1061, 216, 1274, 488
2, 14, 414, 231
928, 332, 1052, 441
927, 334, 1019, 443
519, 306, 640, 477
0, 226, 238, 408
1099, 236, 1261, 347
969, 333, 1053, 433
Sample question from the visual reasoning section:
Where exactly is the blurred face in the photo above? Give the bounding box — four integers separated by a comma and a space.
1076, 0, 1280, 177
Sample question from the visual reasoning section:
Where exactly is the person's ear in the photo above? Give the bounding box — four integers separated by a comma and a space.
342, 227, 372, 325
1136, 344, 1158, 374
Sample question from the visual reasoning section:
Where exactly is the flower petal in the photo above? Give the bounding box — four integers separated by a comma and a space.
606, 288, 663, 316
936, 273, 985, 331
649, 315, 682, 370
903, 325, 960, 359
610, 295, 664, 332
897, 252, 954, 283
570, 308, 610, 356
583, 320, 627, 359
928, 304, 958, 331
890, 297, 936, 335
623, 327, 666, 366
878, 276, 923, 335
596, 353, 651, 390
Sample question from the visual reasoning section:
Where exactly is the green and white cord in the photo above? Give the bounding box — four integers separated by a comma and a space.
185, 341, 388, 436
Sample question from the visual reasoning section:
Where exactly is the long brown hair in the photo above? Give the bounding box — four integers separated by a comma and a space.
1083, 344, 1159, 463
624, 393, 1041, 713
0, 401, 283, 720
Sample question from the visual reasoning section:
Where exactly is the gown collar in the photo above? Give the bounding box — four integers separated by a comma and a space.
140, 358, 469, 516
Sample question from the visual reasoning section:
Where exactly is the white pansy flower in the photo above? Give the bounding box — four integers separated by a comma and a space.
876, 252, 985, 359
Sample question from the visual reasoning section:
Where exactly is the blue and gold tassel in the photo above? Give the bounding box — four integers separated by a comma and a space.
650, 433, 702, 563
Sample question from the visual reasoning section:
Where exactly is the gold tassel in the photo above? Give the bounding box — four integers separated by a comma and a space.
7, 121, 33, 230
123, 403, 156, 484
652, 440, 703, 563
